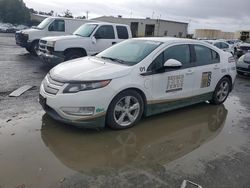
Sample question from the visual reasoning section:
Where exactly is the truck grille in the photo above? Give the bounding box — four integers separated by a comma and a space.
43, 74, 64, 95
240, 46, 250, 51
39, 40, 47, 53
15, 33, 28, 44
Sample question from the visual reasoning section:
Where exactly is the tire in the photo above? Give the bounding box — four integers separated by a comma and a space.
65, 50, 85, 61
210, 77, 231, 105
237, 71, 244, 75
30, 40, 39, 56
106, 90, 144, 130
25, 47, 32, 53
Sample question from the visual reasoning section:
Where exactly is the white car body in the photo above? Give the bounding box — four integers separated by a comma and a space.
15, 17, 93, 54
204, 40, 234, 55
237, 52, 250, 74
39, 38, 236, 129
38, 22, 132, 64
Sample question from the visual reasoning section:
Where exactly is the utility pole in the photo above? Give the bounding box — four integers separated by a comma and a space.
86, 11, 89, 20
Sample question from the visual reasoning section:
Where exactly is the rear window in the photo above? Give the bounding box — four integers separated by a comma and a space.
194, 45, 220, 65
116, 26, 129, 39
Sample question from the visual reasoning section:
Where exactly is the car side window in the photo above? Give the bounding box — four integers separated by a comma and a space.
116, 26, 129, 39
147, 44, 190, 72
221, 42, 229, 48
214, 42, 221, 48
194, 45, 220, 65
95, 25, 115, 39
48, 19, 65, 32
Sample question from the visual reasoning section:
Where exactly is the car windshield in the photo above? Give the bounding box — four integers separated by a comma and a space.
36, 18, 53, 30
73, 24, 97, 37
97, 39, 162, 66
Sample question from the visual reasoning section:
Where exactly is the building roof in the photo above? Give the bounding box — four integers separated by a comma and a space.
93, 16, 189, 25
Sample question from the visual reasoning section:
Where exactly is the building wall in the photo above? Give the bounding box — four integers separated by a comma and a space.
93, 16, 188, 38
195, 29, 235, 40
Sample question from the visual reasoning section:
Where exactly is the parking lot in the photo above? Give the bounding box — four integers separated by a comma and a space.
0, 33, 250, 188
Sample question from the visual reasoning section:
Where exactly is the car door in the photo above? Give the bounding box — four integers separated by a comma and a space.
148, 44, 195, 103
191, 44, 221, 96
92, 25, 117, 54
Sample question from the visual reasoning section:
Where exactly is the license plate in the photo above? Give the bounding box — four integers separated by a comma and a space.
39, 94, 46, 108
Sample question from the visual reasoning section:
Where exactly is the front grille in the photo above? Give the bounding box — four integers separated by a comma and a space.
43, 74, 64, 95
15, 33, 28, 43
240, 46, 250, 51
237, 67, 250, 72
39, 40, 47, 53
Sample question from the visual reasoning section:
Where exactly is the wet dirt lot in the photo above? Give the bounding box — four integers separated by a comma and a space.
0, 33, 250, 188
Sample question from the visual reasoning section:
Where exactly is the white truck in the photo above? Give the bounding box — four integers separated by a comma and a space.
15, 17, 92, 55
38, 22, 132, 64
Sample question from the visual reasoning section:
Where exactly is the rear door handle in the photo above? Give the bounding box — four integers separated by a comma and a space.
213, 65, 220, 70
186, 69, 194, 75
112, 42, 117, 45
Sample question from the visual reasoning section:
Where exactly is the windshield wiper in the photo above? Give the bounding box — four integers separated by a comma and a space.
74, 33, 83, 37
100, 56, 127, 64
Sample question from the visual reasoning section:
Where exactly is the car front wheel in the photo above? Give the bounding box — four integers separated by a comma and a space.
106, 90, 144, 130
210, 77, 231, 105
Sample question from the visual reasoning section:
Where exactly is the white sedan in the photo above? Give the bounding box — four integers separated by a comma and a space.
39, 38, 236, 129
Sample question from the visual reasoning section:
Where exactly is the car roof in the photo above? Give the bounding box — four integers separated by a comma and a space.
85, 22, 129, 27
133, 37, 195, 43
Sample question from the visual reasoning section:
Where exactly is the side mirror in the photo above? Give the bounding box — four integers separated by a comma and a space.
94, 32, 101, 39
164, 59, 182, 68
91, 36, 97, 44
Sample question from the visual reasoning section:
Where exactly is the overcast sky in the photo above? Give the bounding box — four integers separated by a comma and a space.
24, 0, 250, 33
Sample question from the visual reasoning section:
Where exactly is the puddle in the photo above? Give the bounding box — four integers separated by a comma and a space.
0, 97, 249, 187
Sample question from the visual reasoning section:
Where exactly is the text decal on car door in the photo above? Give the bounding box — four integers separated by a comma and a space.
201, 72, 212, 88
166, 75, 184, 93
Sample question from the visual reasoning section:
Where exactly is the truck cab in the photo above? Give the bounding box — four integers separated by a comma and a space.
15, 17, 91, 55
38, 22, 132, 64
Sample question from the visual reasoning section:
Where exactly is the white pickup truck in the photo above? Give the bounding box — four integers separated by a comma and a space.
38, 22, 132, 64
15, 17, 92, 55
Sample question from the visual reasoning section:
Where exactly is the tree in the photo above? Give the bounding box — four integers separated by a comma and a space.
63, 9, 73, 18
0, 0, 30, 24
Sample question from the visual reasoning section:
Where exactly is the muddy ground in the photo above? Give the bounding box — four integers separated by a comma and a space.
0, 33, 250, 188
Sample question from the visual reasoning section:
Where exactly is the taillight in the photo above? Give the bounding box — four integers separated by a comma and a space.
228, 57, 235, 63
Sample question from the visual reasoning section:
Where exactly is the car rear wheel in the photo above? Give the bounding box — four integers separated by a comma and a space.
210, 77, 231, 105
106, 90, 144, 130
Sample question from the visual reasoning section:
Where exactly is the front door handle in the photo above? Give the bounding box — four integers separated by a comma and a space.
186, 69, 194, 75
112, 42, 117, 45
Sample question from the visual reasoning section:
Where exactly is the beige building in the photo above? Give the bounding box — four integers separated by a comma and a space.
93, 16, 188, 38
195, 29, 235, 40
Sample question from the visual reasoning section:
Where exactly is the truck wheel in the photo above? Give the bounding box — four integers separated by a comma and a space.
65, 50, 85, 61
25, 47, 32, 53
210, 77, 231, 105
106, 90, 144, 130
30, 41, 39, 56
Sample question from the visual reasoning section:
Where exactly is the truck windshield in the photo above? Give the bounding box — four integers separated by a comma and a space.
73, 24, 97, 37
97, 39, 163, 66
36, 18, 53, 30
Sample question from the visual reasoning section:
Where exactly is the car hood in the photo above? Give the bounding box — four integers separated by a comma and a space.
50, 57, 133, 81
41, 35, 80, 42
240, 43, 250, 47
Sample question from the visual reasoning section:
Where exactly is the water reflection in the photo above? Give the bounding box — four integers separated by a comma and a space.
41, 103, 227, 173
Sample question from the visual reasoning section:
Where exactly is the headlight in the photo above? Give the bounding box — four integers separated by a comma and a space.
47, 41, 56, 47
237, 55, 244, 63
63, 80, 111, 93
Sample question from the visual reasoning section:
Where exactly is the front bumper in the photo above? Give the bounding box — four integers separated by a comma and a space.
15, 33, 30, 48
38, 52, 64, 65
39, 80, 115, 128
237, 61, 250, 74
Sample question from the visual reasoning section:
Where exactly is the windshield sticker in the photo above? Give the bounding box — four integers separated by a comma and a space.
201, 72, 212, 88
166, 75, 184, 93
